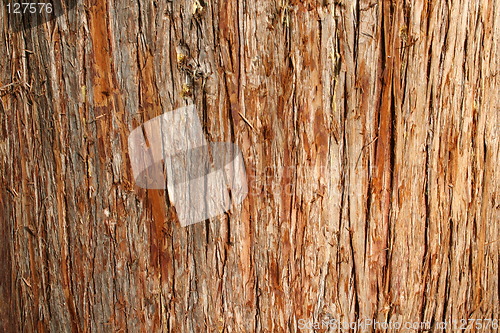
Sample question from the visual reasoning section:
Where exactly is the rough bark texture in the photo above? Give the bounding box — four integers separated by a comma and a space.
0, 0, 498, 332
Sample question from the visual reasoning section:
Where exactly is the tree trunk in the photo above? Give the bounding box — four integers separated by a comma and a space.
0, 0, 498, 332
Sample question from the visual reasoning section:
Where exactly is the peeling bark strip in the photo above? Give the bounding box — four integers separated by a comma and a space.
0, 0, 498, 332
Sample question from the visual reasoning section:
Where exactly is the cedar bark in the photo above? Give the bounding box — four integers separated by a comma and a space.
0, 0, 498, 332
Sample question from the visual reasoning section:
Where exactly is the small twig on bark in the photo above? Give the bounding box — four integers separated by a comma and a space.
0, 82, 17, 91
355, 136, 378, 170
239, 112, 255, 131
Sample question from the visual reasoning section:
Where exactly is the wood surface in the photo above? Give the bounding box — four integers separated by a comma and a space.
0, 0, 498, 331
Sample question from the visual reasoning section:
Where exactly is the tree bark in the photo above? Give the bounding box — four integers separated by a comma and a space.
0, 0, 498, 332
